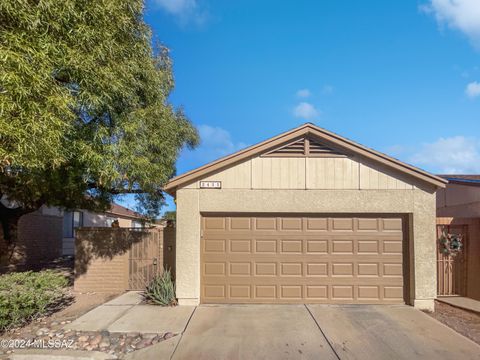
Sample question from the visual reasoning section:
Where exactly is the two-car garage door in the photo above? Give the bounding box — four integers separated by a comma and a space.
201, 215, 406, 304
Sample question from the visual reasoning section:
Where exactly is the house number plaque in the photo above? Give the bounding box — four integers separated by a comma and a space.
200, 181, 222, 189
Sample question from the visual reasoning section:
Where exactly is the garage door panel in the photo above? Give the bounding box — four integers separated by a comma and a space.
229, 285, 251, 298
306, 218, 328, 231
201, 215, 405, 304
203, 217, 226, 230
281, 218, 303, 230
229, 239, 252, 253
230, 217, 252, 230
203, 276, 403, 286
202, 283, 404, 303
229, 262, 252, 276
332, 218, 355, 231
255, 217, 277, 230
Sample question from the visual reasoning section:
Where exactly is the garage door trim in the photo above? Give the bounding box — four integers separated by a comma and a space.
201, 213, 409, 304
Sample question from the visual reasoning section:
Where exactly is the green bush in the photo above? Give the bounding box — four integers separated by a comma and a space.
0, 270, 69, 332
144, 268, 177, 306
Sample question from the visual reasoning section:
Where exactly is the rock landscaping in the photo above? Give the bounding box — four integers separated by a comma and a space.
0, 315, 177, 359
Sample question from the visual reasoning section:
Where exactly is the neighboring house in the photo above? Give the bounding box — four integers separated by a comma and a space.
436, 175, 480, 301
0, 203, 144, 265
165, 123, 446, 311
61, 203, 145, 256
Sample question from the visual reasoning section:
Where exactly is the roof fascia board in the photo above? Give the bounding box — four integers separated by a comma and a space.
165, 124, 447, 194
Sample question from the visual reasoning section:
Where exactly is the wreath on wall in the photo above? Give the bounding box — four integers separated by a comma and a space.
439, 230, 463, 257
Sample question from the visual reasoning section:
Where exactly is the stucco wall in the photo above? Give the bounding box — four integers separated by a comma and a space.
176, 186, 437, 310
437, 184, 480, 218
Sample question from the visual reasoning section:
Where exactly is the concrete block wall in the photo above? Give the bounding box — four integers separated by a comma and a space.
74, 227, 176, 293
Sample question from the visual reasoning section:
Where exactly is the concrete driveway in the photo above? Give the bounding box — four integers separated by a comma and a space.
131, 304, 480, 360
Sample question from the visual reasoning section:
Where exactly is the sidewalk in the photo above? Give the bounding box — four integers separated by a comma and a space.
437, 296, 480, 314
65, 292, 195, 334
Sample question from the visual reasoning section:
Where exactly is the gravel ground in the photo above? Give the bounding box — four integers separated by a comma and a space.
0, 291, 176, 359
427, 300, 480, 345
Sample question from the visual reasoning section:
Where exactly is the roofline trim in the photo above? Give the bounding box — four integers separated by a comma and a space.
165, 123, 447, 194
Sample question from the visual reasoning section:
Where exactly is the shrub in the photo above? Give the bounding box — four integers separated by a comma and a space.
0, 270, 69, 332
144, 268, 177, 306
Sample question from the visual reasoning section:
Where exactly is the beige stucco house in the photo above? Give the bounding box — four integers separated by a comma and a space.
165, 123, 446, 311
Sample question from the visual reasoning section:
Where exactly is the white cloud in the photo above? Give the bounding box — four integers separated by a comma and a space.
465, 81, 480, 98
422, 0, 480, 48
410, 136, 480, 173
154, 0, 208, 25
197, 124, 247, 154
182, 124, 247, 165
321, 85, 334, 95
293, 102, 319, 120
296, 89, 311, 98
177, 124, 248, 174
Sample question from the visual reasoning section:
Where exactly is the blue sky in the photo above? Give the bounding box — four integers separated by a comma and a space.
118, 0, 480, 214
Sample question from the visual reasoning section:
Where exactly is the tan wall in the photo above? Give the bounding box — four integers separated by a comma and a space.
0, 212, 63, 265
437, 184, 480, 218
63, 212, 135, 256
176, 186, 437, 310
437, 217, 480, 301
184, 157, 415, 190
74, 227, 175, 293
82, 211, 133, 227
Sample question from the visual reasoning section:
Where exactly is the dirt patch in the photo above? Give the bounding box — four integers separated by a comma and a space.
427, 300, 480, 345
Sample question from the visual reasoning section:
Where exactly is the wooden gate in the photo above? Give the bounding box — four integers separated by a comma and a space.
437, 224, 468, 296
128, 230, 162, 290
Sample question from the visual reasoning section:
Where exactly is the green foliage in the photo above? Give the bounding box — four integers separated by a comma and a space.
162, 210, 176, 222
144, 268, 177, 306
0, 0, 199, 219
0, 270, 69, 331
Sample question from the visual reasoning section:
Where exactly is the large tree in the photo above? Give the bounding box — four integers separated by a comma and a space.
0, 0, 199, 254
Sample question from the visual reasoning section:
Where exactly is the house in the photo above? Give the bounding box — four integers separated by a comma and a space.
165, 123, 446, 310
436, 175, 480, 301
0, 203, 144, 265
61, 203, 145, 256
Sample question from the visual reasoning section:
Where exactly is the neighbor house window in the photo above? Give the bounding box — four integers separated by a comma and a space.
63, 211, 83, 238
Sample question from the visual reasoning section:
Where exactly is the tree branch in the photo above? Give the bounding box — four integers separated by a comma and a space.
86, 182, 161, 195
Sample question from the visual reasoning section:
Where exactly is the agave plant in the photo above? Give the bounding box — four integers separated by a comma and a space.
144, 268, 177, 306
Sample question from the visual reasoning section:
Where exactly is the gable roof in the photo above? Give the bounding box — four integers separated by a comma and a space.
107, 203, 143, 219
165, 123, 447, 194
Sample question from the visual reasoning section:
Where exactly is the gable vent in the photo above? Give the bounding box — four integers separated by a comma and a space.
269, 138, 305, 155
263, 137, 346, 157
308, 138, 344, 156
